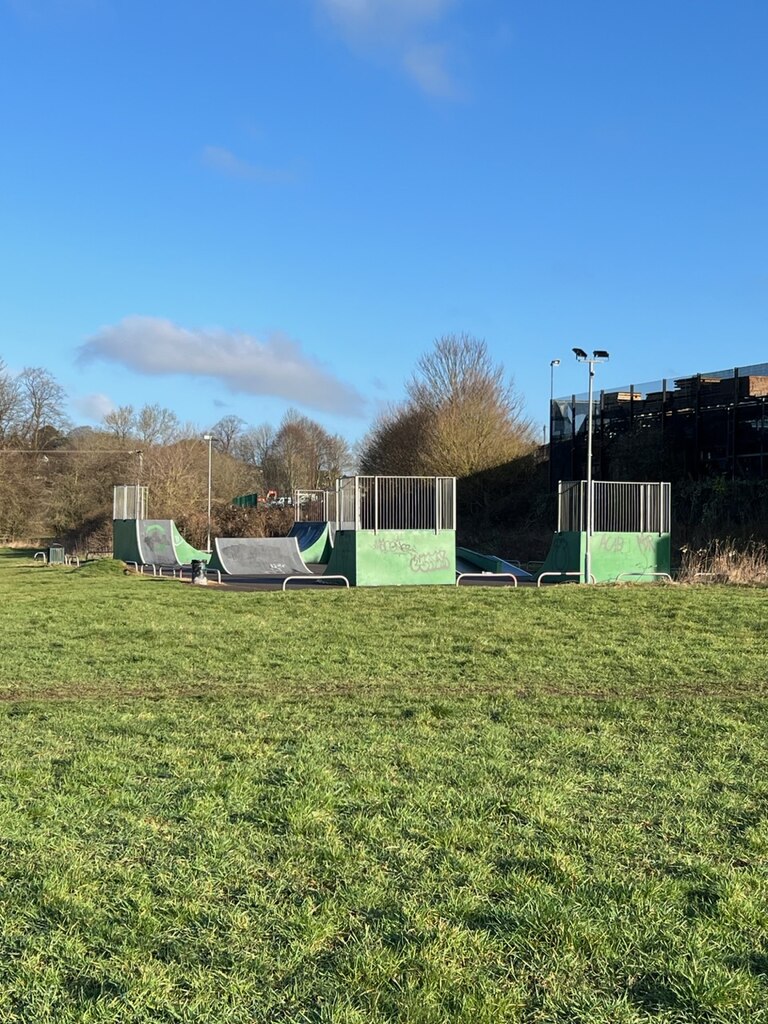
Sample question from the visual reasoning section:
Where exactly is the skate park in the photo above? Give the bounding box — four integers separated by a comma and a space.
111, 474, 671, 590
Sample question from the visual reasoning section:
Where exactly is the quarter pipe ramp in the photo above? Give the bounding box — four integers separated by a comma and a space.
208, 537, 312, 576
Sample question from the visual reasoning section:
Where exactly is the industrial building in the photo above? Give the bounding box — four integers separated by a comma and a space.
550, 361, 768, 486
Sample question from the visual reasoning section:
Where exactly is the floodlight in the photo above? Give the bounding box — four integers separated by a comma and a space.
572, 347, 588, 359
593, 350, 610, 360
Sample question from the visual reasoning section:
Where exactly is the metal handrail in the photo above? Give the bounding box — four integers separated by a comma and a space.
33, 551, 47, 563
281, 575, 350, 591
456, 572, 518, 587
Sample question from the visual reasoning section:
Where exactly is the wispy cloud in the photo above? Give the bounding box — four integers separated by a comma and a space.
202, 145, 298, 185
78, 316, 366, 418
316, 0, 461, 97
72, 392, 115, 422
319, 0, 454, 39
402, 42, 457, 99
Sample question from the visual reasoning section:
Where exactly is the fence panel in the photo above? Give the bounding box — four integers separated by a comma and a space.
558, 480, 670, 533
334, 476, 455, 532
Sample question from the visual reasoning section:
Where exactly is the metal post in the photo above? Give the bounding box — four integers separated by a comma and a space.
573, 348, 609, 583
549, 359, 560, 491
203, 434, 214, 552
585, 363, 594, 584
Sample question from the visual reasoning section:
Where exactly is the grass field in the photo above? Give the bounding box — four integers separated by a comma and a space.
1, 552, 767, 1022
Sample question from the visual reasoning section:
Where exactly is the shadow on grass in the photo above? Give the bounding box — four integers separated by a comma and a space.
0, 547, 41, 560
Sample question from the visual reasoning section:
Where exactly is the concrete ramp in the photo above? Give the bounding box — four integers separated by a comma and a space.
288, 521, 334, 563
209, 536, 311, 576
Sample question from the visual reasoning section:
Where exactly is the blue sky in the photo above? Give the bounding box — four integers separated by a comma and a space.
1, 0, 767, 442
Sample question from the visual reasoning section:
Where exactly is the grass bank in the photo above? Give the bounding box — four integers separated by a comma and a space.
1, 552, 767, 1022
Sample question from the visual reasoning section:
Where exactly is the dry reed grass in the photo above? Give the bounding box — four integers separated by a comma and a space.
679, 538, 768, 584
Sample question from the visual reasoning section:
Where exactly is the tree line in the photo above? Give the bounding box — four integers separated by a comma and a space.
0, 335, 537, 550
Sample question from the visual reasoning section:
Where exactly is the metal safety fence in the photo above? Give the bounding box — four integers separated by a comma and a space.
336, 476, 456, 532
294, 489, 338, 523
113, 484, 148, 520
558, 480, 670, 534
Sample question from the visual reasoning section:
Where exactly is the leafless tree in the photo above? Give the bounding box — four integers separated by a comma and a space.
136, 403, 180, 446
0, 360, 21, 445
103, 405, 136, 441
17, 367, 69, 449
209, 414, 246, 453
359, 333, 535, 477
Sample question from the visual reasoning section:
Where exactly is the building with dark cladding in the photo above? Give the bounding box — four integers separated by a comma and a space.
550, 361, 768, 488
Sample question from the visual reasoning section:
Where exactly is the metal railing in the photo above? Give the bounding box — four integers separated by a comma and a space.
336, 476, 456, 532
294, 489, 337, 523
558, 480, 670, 534
456, 572, 518, 587
113, 484, 148, 520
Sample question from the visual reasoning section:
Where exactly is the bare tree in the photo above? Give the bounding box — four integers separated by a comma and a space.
209, 414, 245, 453
136, 403, 180, 446
234, 423, 275, 470
359, 403, 430, 475
0, 360, 21, 445
260, 410, 352, 493
359, 333, 535, 477
103, 405, 136, 441
17, 367, 69, 450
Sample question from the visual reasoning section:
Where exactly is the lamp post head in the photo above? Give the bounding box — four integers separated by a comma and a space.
572, 347, 588, 360
550, 358, 560, 368
593, 350, 610, 361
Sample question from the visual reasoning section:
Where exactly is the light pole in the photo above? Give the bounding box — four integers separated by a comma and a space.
549, 359, 560, 489
572, 348, 609, 583
203, 434, 214, 552
129, 449, 143, 487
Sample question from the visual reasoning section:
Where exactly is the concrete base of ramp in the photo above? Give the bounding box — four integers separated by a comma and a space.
208, 537, 311, 576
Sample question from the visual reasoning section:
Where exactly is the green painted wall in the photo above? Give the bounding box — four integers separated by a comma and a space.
326, 530, 456, 586
325, 530, 357, 583
538, 531, 671, 582
112, 520, 140, 563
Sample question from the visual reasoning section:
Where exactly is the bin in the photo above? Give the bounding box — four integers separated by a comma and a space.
191, 559, 208, 586
48, 545, 65, 565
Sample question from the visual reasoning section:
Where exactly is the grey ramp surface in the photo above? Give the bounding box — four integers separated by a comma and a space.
211, 537, 311, 576
138, 520, 176, 566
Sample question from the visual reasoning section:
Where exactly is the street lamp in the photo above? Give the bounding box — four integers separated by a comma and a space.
549, 359, 560, 488
128, 449, 143, 487
572, 348, 609, 583
203, 434, 214, 552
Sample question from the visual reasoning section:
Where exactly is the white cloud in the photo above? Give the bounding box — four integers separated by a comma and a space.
72, 392, 115, 422
78, 316, 366, 418
402, 42, 458, 98
320, 0, 454, 40
316, 0, 461, 97
201, 146, 298, 185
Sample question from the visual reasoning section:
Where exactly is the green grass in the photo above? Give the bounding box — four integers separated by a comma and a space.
1, 554, 767, 699
1, 552, 768, 1021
